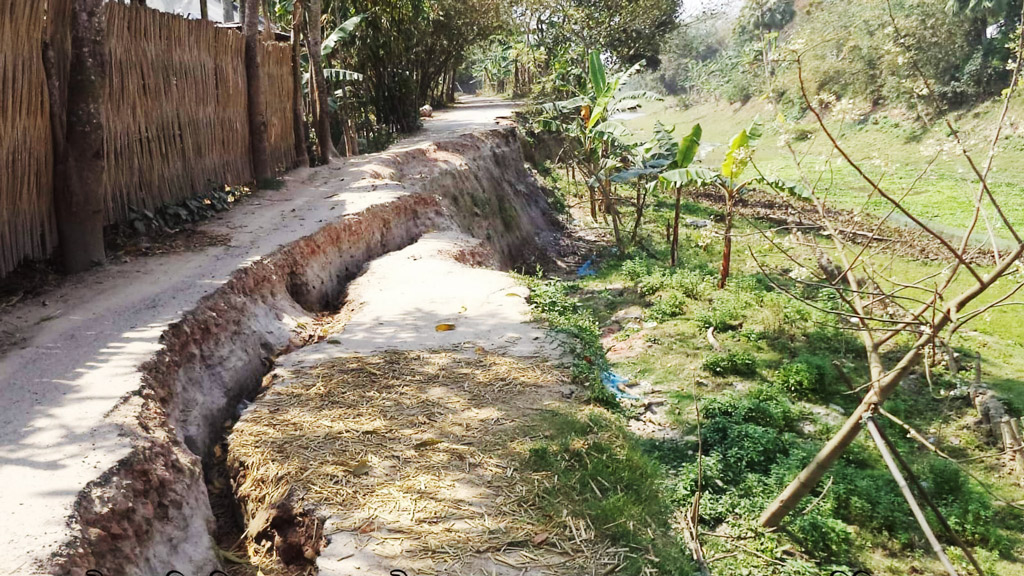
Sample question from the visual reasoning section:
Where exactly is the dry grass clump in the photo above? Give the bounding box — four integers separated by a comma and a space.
229, 350, 595, 574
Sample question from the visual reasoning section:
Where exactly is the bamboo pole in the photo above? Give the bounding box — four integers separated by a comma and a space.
864, 415, 959, 576
872, 413, 985, 576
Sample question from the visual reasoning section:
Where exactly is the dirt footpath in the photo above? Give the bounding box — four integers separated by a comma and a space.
0, 98, 520, 576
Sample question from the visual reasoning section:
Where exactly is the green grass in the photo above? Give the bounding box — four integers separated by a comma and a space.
519, 407, 696, 576
521, 163, 1024, 574
625, 97, 1024, 245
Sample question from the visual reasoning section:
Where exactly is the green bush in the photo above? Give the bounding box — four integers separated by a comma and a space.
789, 514, 854, 562
774, 355, 832, 396
648, 291, 688, 321
702, 351, 758, 377
694, 290, 752, 332
621, 255, 652, 283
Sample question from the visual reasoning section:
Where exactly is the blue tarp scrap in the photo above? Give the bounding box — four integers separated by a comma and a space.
602, 370, 639, 400
577, 257, 596, 277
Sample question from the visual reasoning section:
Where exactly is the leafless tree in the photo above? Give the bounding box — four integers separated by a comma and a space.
755, 10, 1024, 530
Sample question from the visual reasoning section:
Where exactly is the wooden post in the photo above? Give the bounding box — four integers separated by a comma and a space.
864, 415, 959, 576
244, 0, 271, 182
200, 0, 208, 19
57, 0, 108, 273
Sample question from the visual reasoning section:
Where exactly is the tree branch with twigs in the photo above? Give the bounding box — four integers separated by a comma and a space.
752, 14, 1024, 534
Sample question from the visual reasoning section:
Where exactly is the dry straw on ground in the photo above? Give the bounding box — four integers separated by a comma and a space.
229, 350, 600, 575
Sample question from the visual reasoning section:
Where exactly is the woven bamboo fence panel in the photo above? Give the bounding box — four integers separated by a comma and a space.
261, 41, 297, 173
103, 2, 252, 222
0, 0, 56, 276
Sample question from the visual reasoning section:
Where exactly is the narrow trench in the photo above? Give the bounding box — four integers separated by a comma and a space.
197, 259, 365, 574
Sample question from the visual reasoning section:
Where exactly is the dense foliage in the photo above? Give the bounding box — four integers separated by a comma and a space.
645, 0, 1023, 113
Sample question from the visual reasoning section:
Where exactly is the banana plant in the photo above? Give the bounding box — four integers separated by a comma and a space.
609, 122, 678, 250
537, 50, 661, 247
653, 124, 704, 267
662, 121, 808, 288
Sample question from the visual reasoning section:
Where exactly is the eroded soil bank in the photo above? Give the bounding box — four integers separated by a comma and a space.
45, 127, 563, 576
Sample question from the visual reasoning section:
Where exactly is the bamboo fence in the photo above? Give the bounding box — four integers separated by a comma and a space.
103, 2, 252, 221
261, 41, 298, 173
0, 0, 56, 277
0, 1, 301, 278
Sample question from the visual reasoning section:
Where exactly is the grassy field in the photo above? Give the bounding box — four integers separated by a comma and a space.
622, 97, 1024, 411
624, 97, 1024, 247
519, 160, 1024, 575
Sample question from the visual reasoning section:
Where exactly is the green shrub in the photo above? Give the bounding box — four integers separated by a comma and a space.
648, 291, 688, 321
694, 294, 748, 332
621, 255, 652, 283
702, 351, 757, 377
637, 268, 670, 296
668, 268, 715, 300
774, 355, 832, 396
789, 514, 854, 561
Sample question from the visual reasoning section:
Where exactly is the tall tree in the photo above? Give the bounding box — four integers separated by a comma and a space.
305, 0, 338, 161
244, 0, 271, 181
58, 0, 109, 272
200, 0, 208, 19
291, 0, 311, 167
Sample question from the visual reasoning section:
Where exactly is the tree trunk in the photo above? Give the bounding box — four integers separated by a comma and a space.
718, 195, 734, 288
58, 0, 108, 273
244, 0, 271, 182
630, 183, 647, 246
223, 0, 235, 22
290, 0, 310, 167
200, 0, 208, 19
340, 83, 359, 156
130, 0, 146, 5
239, 0, 245, 23
262, 0, 274, 40
601, 179, 623, 249
671, 187, 682, 267
304, 0, 337, 162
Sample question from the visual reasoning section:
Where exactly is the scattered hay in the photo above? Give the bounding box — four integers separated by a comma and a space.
229, 350, 596, 574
